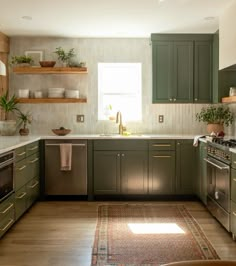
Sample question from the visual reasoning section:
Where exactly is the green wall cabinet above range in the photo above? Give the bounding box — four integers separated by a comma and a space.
151, 34, 213, 103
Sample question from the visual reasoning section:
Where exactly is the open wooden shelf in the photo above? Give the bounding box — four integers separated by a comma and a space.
16, 98, 87, 104
222, 96, 236, 103
13, 66, 88, 74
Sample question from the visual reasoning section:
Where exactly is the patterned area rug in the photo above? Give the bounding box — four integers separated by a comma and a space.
91, 204, 219, 266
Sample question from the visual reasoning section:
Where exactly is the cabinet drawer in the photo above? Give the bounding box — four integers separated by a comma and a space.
26, 177, 40, 208
0, 209, 15, 238
231, 169, 236, 202
232, 153, 236, 170
0, 194, 15, 221
94, 140, 148, 151
231, 200, 236, 235
15, 186, 27, 221
149, 140, 175, 151
26, 153, 39, 182
15, 146, 26, 162
15, 159, 28, 190
26, 141, 39, 156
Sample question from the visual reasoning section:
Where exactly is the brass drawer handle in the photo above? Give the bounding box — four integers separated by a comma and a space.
234, 161, 236, 164
29, 158, 39, 164
28, 181, 39, 189
17, 151, 26, 156
0, 203, 14, 214
152, 144, 171, 147
0, 219, 14, 232
233, 179, 236, 182
153, 155, 171, 158
28, 146, 38, 151
17, 165, 26, 171
16, 192, 27, 199
233, 212, 236, 217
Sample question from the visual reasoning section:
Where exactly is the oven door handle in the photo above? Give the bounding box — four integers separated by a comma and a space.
204, 158, 229, 170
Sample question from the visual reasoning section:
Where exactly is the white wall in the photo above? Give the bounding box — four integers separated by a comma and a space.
219, 0, 236, 70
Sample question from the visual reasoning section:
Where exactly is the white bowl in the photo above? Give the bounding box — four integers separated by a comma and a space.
65, 90, 79, 98
18, 89, 29, 98
48, 88, 65, 93
48, 92, 64, 98
34, 91, 43, 98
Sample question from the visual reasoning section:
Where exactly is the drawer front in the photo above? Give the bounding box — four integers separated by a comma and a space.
26, 141, 39, 156
15, 186, 27, 221
26, 177, 40, 209
15, 146, 26, 162
0, 209, 15, 238
15, 159, 28, 190
0, 194, 15, 221
231, 200, 236, 234
232, 152, 236, 170
94, 140, 148, 151
232, 169, 236, 202
26, 153, 39, 183
149, 140, 175, 151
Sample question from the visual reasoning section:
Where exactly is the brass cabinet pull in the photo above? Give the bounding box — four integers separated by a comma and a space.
233, 179, 236, 182
152, 144, 171, 147
0, 219, 14, 232
153, 155, 171, 158
28, 181, 39, 189
16, 192, 27, 199
28, 146, 38, 151
233, 212, 236, 217
17, 151, 26, 156
29, 158, 39, 164
17, 165, 26, 171
234, 161, 236, 164
0, 203, 14, 214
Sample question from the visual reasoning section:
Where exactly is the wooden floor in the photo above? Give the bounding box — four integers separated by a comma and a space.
0, 200, 236, 266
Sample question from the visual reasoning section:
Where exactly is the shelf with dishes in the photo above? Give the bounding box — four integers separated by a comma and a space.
16, 98, 87, 104
12, 66, 88, 74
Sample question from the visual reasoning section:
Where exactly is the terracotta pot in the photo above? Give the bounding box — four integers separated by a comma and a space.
207, 123, 224, 134
19, 128, 29, 136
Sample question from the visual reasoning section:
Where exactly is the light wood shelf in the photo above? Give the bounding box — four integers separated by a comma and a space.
222, 96, 236, 103
16, 98, 87, 104
13, 66, 88, 74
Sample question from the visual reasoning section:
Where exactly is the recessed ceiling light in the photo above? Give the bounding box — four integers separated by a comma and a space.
204, 16, 215, 21
22, 16, 32, 20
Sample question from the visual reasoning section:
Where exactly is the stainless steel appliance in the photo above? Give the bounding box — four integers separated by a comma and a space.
0, 151, 14, 201
44, 139, 87, 196
205, 138, 235, 231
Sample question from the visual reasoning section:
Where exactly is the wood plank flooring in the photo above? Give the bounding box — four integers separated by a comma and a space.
0, 201, 236, 266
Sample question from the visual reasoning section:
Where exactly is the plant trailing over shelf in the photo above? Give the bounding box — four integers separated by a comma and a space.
10, 55, 34, 66
54, 47, 75, 66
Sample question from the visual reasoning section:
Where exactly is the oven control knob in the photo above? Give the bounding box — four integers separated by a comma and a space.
215, 191, 219, 200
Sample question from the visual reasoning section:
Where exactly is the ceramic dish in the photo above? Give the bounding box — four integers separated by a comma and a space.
52, 128, 71, 136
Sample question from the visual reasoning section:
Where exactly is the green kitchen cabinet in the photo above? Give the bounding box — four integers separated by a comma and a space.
176, 140, 195, 194
151, 34, 213, 103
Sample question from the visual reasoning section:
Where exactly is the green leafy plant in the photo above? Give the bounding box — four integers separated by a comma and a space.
17, 111, 32, 129
196, 105, 233, 127
11, 55, 34, 65
54, 47, 75, 65
0, 93, 19, 120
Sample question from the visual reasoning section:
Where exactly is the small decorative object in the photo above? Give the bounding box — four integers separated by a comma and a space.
18, 111, 32, 136
39, 61, 56, 67
52, 127, 71, 136
18, 89, 30, 98
54, 47, 75, 67
196, 105, 233, 134
11, 55, 34, 66
25, 51, 43, 66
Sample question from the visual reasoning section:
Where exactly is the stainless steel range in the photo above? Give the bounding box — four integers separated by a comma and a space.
205, 138, 235, 231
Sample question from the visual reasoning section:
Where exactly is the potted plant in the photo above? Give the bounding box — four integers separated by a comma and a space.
11, 55, 34, 66
54, 47, 75, 67
0, 93, 19, 135
17, 111, 32, 136
196, 105, 233, 134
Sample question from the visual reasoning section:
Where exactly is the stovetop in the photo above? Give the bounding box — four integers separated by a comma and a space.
211, 137, 236, 148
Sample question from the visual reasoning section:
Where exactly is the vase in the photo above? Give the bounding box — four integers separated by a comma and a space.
207, 123, 224, 134
0, 120, 17, 136
19, 128, 29, 136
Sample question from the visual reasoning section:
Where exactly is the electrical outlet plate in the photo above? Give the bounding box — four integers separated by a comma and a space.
158, 115, 164, 123
77, 115, 85, 123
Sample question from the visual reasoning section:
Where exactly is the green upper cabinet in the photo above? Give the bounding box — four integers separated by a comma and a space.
151, 34, 213, 103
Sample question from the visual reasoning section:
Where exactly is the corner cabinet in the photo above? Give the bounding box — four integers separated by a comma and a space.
151, 34, 213, 103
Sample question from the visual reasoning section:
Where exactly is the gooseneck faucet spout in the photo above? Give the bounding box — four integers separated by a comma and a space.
116, 111, 124, 135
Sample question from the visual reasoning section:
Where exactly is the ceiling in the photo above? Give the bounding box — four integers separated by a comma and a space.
0, 0, 234, 38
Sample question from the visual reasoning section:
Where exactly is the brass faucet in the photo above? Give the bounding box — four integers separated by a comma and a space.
116, 111, 125, 135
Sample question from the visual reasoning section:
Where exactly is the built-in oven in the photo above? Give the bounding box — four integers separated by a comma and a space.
0, 151, 14, 202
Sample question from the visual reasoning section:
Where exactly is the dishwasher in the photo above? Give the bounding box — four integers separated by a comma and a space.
44, 139, 87, 195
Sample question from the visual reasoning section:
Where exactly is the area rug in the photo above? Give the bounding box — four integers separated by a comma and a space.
91, 204, 219, 266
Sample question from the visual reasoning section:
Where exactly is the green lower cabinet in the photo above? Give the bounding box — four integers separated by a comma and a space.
149, 151, 175, 194
231, 200, 236, 239
26, 153, 39, 183
15, 186, 27, 221
94, 151, 121, 195
176, 140, 195, 194
26, 177, 40, 209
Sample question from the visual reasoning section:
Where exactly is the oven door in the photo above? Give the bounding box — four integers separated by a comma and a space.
204, 156, 230, 212
0, 157, 14, 201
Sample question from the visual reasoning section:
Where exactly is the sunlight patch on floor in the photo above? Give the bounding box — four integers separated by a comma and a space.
128, 223, 185, 234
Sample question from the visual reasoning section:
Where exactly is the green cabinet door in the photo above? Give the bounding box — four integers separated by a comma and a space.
94, 151, 121, 194
194, 41, 212, 103
176, 140, 195, 194
149, 151, 175, 194
121, 151, 148, 194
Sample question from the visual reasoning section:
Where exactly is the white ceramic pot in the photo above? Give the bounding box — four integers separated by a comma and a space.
0, 120, 17, 136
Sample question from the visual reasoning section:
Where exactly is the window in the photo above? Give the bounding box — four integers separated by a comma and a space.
98, 63, 142, 121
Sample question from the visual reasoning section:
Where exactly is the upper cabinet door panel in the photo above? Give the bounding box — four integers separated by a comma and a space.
173, 41, 193, 103
152, 41, 173, 103
194, 41, 212, 103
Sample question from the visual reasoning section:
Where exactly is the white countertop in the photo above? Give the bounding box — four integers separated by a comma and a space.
0, 134, 199, 154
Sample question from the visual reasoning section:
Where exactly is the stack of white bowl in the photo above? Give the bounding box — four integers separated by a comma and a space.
65, 89, 79, 98
48, 88, 65, 98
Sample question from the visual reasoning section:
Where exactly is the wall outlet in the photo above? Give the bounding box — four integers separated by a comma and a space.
158, 115, 164, 123
77, 115, 85, 123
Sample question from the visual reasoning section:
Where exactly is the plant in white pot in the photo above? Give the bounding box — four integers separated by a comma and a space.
196, 105, 234, 134
0, 93, 19, 135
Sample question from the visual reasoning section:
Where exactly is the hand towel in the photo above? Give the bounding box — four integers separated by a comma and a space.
193, 135, 205, 147
60, 143, 72, 171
